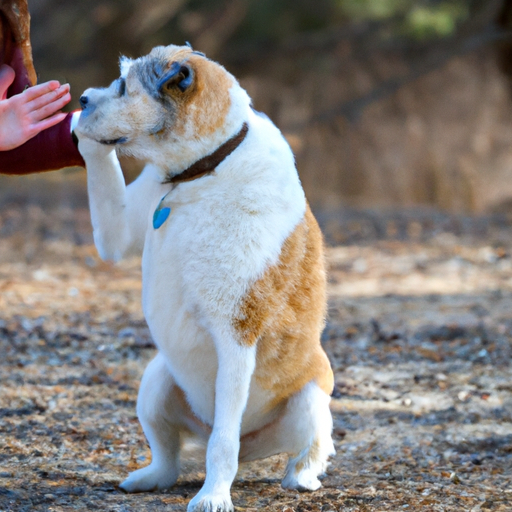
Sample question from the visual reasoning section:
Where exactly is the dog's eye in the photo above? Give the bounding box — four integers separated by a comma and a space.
118, 78, 126, 97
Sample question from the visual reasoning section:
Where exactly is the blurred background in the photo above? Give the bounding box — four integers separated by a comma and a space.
4, 0, 512, 240
26, 0, 512, 213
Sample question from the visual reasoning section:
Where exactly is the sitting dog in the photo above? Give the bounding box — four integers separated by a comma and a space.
75, 44, 334, 512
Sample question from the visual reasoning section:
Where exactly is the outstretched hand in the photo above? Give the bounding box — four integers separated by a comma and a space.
0, 64, 72, 151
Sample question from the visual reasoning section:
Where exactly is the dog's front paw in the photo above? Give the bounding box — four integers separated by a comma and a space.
119, 463, 178, 493
76, 136, 116, 161
187, 489, 234, 512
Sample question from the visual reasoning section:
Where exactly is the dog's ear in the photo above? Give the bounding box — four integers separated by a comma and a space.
119, 56, 134, 78
158, 62, 194, 94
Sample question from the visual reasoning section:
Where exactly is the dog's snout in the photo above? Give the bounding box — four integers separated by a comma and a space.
79, 95, 89, 109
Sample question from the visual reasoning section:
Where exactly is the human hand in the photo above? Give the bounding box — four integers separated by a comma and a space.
0, 64, 72, 151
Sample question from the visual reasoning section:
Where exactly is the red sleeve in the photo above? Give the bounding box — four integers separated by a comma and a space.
0, 111, 84, 174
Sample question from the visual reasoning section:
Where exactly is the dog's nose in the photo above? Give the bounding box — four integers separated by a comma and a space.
79, 95, 89, 109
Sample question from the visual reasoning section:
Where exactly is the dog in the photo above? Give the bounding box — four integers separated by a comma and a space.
75, 44, 334, 512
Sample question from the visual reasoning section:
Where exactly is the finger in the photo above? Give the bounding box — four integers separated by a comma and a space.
0, 65, 15, 100
25, 84, 70, 111
29, 111, 68, 135
30, 92, 71, 121
22, 80, 62, 102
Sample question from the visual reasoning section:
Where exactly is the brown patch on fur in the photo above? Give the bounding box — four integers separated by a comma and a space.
182, 54, 233, 138
158, 49, 233, 139
233, 205, 334, 407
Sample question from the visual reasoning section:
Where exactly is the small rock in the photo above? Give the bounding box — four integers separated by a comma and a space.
450, 472, 461, 484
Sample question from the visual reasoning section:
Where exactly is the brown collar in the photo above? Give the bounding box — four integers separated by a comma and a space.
164, 122, 249, 185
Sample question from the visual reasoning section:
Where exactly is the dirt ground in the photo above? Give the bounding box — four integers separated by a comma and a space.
0, 175, 511, 512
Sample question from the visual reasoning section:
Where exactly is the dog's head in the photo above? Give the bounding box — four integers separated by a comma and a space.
76, 45, 250, 169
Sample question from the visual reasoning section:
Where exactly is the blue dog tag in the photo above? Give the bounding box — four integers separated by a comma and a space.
153, 207, 171, 229
153, 194, 171, 229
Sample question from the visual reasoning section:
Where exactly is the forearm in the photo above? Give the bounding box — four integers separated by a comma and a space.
0, 112, 84, 174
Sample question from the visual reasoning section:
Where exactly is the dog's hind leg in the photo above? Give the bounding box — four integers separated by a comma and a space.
281, 382, 334, 492
120, 353, 183, 492
240, 381, 334, 492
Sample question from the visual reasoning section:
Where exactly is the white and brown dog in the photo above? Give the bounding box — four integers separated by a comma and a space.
75, 44, 334, 512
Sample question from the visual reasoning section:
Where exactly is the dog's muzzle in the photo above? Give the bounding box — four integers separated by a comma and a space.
79, 95, 95, 117
78, 95, 128, 145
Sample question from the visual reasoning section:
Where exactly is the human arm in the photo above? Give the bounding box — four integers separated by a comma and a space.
0, 64, 84, 174
0, 109, 84, 173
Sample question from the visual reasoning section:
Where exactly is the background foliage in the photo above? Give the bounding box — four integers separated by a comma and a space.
24, 0, 512, 212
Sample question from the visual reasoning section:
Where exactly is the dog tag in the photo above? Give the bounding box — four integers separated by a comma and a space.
153, 195, 171, 229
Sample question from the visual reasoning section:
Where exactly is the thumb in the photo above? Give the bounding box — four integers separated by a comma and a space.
0, 65, 15, 101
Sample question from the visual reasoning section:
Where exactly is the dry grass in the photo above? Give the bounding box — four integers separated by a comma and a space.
0, 183, 511, 511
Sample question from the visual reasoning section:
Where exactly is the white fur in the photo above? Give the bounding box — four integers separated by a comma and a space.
119, 56, 134, 78
77, 58, 332, 512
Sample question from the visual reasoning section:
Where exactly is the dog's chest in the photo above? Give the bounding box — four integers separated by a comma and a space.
140, 202, 218, 420
142, 192, 248, 316
141, 195, 220, 336
138, 145, 307, 423
139, 193, 274, 423
142, 178, 302, 323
